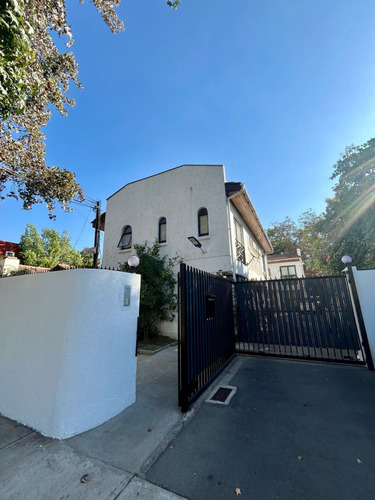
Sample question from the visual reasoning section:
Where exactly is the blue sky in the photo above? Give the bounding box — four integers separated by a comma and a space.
2, 0, 375, 255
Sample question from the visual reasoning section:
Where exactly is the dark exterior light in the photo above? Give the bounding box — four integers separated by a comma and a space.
188, 236, 202, 248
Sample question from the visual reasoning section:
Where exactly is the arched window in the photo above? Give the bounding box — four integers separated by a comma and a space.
198, 208, 209, 236
118, 225, 132, 249
158, 217, 167, 243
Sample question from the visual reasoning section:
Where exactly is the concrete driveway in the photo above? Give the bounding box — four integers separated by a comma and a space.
147, 356, 375, 500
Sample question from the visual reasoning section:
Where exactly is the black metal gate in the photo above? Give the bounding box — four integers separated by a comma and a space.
235, 275, 366, 364
178, 264, 235, 412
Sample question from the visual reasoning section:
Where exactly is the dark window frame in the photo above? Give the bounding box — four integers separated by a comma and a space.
118, 225, 132, 249
198, 208, 209, 236
158, 217, 167, 243
280, 265, 297, 278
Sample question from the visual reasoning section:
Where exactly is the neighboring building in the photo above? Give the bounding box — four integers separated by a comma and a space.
0, 240, 19, 258
0, 256, 20, 276
267, 251, 305, 280
102, 164, 273, 337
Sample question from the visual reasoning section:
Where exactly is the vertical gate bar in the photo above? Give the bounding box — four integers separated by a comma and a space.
210, 275, 217, 375
247, 283, 255, 352
251, 283, 260, 351
347, 266, 374, 370
340, 274, 365, 363
178, 271, 181, 407
193, 268, 201, 393
294, 278, 307, 357
335, 276, 355, 359
303, 280, 319, 358
326, 276, 345, 360
256, 281, 267, 352
277, 279, 293, 355
234, 283, 243, 352
186, 266, 192, 401
204, 271, 211, 385
308, 278, 325, 359
280, 278, 293, 354
337, 275, 364, 363
333, 276, 351, 358
179, 263, 189, 412
263, 281, 275, 352
256, 282, 266, 352
199, 270, 207, 388
247, 283, 257, 353
284, 278, 299, 356
241, 283, 249, 352
263, 282, 275, 354
298, 279, 312, 357
229, 281, 236, 355
314, 277, 335, 360
259, 283, 269, 352
269, 279, 283, 355
319, 277, 339, 360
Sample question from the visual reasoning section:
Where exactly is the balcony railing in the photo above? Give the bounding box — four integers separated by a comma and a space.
235, 240, 246, 265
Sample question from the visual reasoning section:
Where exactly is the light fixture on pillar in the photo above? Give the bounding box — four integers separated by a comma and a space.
188, 236, 206, 254
341, 254, 352, 274
127, 255, 140, 269
341, 255, 352, 265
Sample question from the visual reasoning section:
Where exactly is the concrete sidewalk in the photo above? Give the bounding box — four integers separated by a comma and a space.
0, 345, 187, 499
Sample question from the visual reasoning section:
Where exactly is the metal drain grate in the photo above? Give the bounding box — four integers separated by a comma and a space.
206, 385, 237, 405
211, 387, 233, 402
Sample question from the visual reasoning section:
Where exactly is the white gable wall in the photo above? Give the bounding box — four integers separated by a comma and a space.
102, 165, 232, 274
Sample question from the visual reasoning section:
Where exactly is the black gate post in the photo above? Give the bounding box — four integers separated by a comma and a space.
178, 263, 190, 412
347, 266, 374, 371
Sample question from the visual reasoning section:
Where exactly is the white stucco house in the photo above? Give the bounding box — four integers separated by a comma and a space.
101, 164, 273, 337
267, 251, 305, 280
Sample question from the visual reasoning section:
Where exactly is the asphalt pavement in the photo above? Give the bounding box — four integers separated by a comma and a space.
147, 356, 375, 500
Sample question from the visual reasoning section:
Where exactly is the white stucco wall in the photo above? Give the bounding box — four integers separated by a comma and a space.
352, 267, 375, 363
0, 269, 140, 439
102, 165, 232, 276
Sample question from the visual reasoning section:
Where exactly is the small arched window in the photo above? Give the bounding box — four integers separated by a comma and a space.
158, 217, 167, 243
118, 225, 132, 249
198, 208, 209, 236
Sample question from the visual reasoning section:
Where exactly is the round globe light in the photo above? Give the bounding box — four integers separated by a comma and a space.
341, 255, 352, 265
127, 255, 140, 268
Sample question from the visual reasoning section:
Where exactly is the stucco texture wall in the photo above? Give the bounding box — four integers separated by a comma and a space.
102, 165, 231, 274
0, 269, 140, 439
352, 267, 375, 363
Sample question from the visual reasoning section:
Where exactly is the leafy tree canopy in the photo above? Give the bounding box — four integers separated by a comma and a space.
267, 216, 300, 255
268, 138, 375, 276
0, 0, 180, 217
318, 138, 375, 273
267, 210, 325, 276
18, 223, 84, 268
120, 240, 180, 340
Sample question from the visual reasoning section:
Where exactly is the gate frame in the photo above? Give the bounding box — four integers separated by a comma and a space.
178, 263, 236, 413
